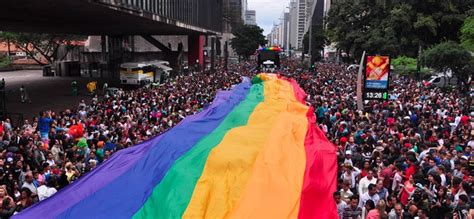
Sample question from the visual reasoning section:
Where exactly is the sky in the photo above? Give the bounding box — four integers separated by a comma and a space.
248, 0, 289, 35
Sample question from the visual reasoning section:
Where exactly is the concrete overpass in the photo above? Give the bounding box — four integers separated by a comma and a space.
0, 0, 225, 74
0, 0, 222, 35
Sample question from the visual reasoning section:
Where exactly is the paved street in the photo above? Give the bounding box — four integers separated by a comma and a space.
1, 70, 118, 121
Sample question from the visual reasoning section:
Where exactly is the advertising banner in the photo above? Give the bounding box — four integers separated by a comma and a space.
363, 55, 390, 100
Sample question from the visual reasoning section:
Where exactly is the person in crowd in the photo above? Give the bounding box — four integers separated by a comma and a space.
15, 188, 34, 213
20, 173, 36, 197
343, 195, 363, 219
399, 175, 415, 207
359, 183, 380, 208
340, 180, 354, 203
341, 164, 361, 193
359, 170, 377, 196
19, 85, 31, 104
376, 179, 389, 202
388, 203, 403, 219
363, 199, 375, 219
37, 177, 57, 201
334, 191, 347, 219
367, 199, 387, 219
0, 186, 14, 219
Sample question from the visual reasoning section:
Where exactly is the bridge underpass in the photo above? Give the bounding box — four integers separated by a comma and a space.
0, 0, 224, 76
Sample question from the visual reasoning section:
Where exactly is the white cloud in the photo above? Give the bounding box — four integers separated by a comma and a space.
248, 0, 289, 35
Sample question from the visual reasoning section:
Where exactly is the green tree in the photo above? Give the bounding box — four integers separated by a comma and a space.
326, 0, 471, 62
0, 32, 85, 65
0, 57, 12, 69
461, 15, 474, 52
326, 1, 368, 60
230, 25, 267, 60
423, 41, 472, 91
392, 56, 418, 75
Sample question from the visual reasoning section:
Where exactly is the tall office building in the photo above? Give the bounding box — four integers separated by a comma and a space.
289, 0, 298, 50
297, 0, 306, 49
241, 0, 248, 22
221, 0, 245, 58
278, 12, 290, 50
305, 0, 315, 32
245, 10, 257, 25
223, 0, 244, 31
287, 0, 306, 50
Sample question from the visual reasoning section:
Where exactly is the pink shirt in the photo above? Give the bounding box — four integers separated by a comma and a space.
37, 174, 45, 184
366, 209, 380, 219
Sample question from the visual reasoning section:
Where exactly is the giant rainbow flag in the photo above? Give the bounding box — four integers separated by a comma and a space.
15, 74, 338, 219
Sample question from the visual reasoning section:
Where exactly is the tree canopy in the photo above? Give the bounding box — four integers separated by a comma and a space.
0, 32, 85, 65
461, 15, 474, 52
230, 25, 267, 60
423, 41, 472, 90
326, 0, 472, 60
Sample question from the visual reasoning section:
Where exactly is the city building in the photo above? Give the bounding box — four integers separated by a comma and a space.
245, 10, 257, 25
267, 24, 280, 46
286, 0, 306, 50
289, 0, 298, 50
221, 0, 246, 57
223, 0, 245, 30
305, 0, 336, 60
241, 0, 248, 22
297, 0, 306, 50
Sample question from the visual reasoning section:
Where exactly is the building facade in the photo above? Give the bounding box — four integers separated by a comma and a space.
241, 0, 248, 22
286, 0, 306, 50
244, 10, 256, 25
289, 0, 298, 50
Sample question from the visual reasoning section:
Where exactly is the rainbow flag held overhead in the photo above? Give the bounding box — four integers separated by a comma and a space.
15, 74, 338, 219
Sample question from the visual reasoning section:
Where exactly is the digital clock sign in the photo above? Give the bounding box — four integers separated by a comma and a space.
364, 91, 388, 100
363, 55, 390, 100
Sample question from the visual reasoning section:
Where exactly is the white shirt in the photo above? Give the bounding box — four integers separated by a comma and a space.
419, 149, 430, 162
343, 158, 353, 166
358, 176, 377, 195
342, 167, 361, 189
46, 159, 55, 167
358, 192, 380, 208
22, 182, 37, 195
37, 185, 57, 201
392, 172, 403, 191
468, 140, 474, 148
454, 116, 461, 127
440, 173, 447, 187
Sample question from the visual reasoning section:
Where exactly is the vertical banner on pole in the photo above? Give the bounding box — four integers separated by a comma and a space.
357, 51, 365, 111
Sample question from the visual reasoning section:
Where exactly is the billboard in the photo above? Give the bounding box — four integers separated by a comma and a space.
363, 55, 390, 100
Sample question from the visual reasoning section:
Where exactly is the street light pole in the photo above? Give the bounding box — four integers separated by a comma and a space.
308, 22, 312, 68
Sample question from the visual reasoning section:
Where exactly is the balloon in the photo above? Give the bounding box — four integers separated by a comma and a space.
77, 138, 88, 148
68, 123, 84, 139
97, 141, 105, 148
42, 142, 49, 151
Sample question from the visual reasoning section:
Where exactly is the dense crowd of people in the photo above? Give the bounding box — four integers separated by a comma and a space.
283, 62, 473, 219
0, 59, 471, 218
0, 63, 254, 217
